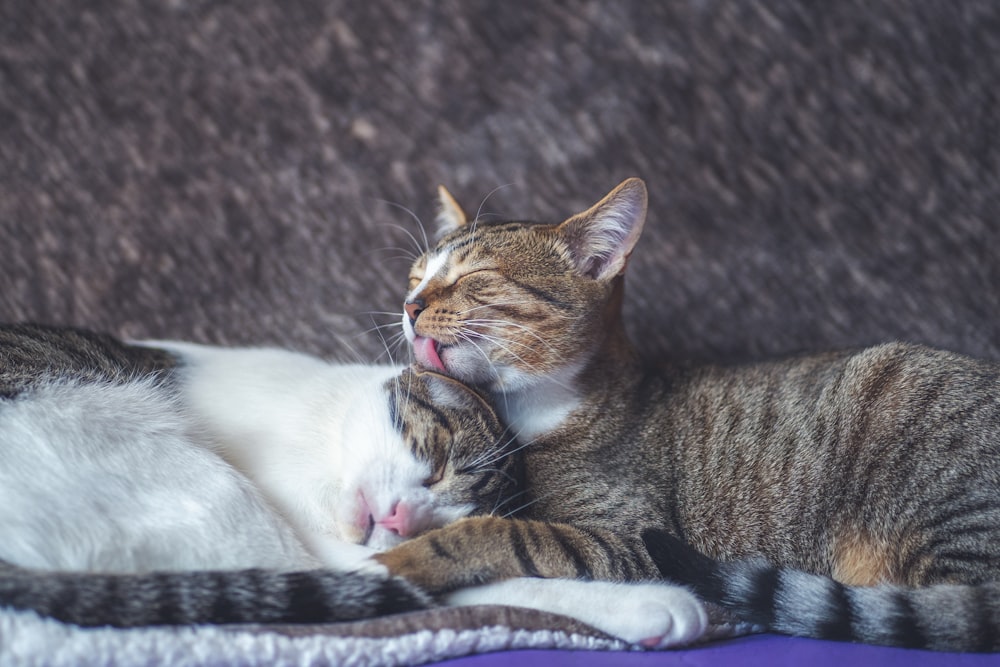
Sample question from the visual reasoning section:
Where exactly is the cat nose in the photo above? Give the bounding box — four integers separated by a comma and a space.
404, 300, 425, 325
377, 501, 417, 537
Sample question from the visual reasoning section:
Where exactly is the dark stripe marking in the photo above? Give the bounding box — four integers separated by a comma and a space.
888, 590, 927, 649
510, 525, 541, 577
743, 567, 780, 626
817, 580, 854, 641
550, 525, 592, 579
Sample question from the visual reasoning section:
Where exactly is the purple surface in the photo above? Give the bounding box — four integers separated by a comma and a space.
436, 635, 1000, 667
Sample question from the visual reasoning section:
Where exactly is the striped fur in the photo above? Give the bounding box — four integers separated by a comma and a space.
0, 323, 176, 398
387, 179, 1000, 651
0, 563, 431, 628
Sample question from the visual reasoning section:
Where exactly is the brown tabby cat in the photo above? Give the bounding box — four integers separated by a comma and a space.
374, 178, 1000, 652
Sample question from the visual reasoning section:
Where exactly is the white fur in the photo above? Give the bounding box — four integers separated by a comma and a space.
404, 251, 449, 308
0, 380, 315, 572
446, 579, 708, 648
494, 361, 583, 442
149, 343, 443, 557
0, 341, 707, 645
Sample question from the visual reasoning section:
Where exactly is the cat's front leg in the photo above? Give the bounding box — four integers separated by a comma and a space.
445, 578, 709, 648
372, 516, 656, 594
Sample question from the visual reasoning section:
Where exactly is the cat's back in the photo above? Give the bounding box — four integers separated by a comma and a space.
664, 341, 1000, 566
0, 323, 175, 398
157, 341, 403, 453
0, 325, 316, 573
671, 341, 1000, 442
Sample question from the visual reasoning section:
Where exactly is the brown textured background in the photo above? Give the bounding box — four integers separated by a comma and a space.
2, 1, 998, 366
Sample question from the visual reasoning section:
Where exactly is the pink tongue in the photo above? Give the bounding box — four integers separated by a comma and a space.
413, 336, 446, 371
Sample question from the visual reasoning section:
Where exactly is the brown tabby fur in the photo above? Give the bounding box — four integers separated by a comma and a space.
376, 179, 1000, 651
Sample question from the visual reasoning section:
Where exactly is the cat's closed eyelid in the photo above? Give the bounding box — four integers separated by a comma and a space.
422, 467, 446, 488
452, 268, 496, 285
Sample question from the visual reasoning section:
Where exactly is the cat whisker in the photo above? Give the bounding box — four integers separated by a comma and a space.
358, 321, 403, 337
375, 251, 422, 264
499, 488, 559, 519
458, 330, 537, 372
369, 243, 422, 262
452, 335, 510, 410
353, 321, 408, 363
362, 311, 408, 320
463, 320, 565, 357
367, 316, 401, 366
490, 488, 531, 516
376, 208, 431, 256
473, 183, 516, 229
459, 326, 576, 393
373, 333, 409, 365
474, 433, 539, 471
463, 430, 523, 471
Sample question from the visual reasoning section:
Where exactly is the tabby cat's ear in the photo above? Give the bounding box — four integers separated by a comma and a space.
435, 185, 468, 235
557, 178, 647, 281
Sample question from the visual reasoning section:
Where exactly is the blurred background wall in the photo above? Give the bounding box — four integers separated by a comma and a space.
2, 1, 997, 364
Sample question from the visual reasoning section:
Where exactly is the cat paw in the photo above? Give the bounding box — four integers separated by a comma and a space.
586, 582, 709, 648
372, 538, 457, 593
445, 579, 708, 648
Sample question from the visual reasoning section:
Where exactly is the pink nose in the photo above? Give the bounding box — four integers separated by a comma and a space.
404, 301, 424, 325
377, 501, 415, 537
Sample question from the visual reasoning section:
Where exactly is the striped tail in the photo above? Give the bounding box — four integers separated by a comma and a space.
0, 565, 432, 628
642, 529, 1000, 652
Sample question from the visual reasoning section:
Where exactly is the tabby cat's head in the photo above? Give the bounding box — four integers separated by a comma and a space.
401, 178, 648, 392
340, 367, 519, 549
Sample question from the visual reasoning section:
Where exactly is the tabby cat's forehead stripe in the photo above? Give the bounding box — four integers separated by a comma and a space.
444, 221, 536, 242
408, 251, 449, 300
439, 222, 541, 256
451, 244, 478, 266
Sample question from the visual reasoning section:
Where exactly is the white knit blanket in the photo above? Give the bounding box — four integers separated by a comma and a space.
0, 605, 750, 667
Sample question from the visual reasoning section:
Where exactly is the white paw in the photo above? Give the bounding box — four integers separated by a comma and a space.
443, 579, 708, 648
586, 582, 709, 648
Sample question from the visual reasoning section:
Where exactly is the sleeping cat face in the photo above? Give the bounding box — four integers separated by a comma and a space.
336, 367, 518, 550
161, 341, 519, 557
401, 179, 648, 393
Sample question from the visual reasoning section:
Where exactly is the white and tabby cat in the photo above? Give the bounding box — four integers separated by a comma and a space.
0, 324, 706, 647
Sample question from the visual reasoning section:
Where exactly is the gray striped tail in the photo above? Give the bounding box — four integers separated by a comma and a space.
0, 565, 433, 628
643, 529, 1000, 652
